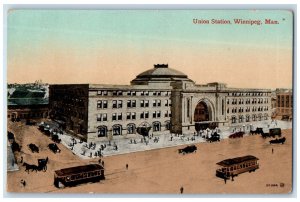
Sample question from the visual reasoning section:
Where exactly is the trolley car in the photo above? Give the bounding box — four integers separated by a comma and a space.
54, 164, 105, 188
216, 155, 259, 180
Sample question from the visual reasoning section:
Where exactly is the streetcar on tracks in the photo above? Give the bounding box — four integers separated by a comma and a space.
216, 155, 259, 180
54, 164, 105, 188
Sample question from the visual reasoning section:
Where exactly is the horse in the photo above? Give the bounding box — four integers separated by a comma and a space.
23, 162, 38, 173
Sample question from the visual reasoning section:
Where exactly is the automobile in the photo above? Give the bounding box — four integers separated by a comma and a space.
207, 133, 221, 142
52, 134, 61, 143
178, 145, 197, 155
48, 143, 61, 154
28, 143, 39, 153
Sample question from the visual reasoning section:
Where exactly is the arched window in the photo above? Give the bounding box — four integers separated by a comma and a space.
127, 123, 136, 134
98, 126, 107, 137
153, 121, 161, 132
112, 124, 122, 136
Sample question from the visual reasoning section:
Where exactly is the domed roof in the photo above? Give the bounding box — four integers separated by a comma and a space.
131, 64, 193, 85
136, 64, 188, 78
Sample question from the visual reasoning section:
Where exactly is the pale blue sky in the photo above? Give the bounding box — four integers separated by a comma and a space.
7, 10, 293, 88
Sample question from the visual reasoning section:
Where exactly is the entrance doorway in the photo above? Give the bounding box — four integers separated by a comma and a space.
194, 101, 213, 131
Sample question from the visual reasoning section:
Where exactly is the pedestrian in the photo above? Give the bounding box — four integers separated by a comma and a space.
102, 161, 104, 167
272, 148, 274, 154
180, 186, 184, 194
224, 177, 227, 184
21, 179, 26, 187
126, 164, 128, 170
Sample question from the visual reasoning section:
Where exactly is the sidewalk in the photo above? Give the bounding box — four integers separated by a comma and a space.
55, 120, 292, 159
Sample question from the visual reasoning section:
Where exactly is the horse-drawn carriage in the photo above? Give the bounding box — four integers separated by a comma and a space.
23, 157, 48, 173
28, 143, 39, 153
54, 164, 105, 188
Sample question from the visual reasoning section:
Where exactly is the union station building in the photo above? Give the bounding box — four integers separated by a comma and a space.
49, 64, 272, 142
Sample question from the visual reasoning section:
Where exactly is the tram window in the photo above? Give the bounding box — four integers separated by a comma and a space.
66, 177, 70, 182
230, 167, 233, 171
71, 176, 75, 181
243, 164, 245, 168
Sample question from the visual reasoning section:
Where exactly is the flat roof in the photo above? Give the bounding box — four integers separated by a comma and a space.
217, 155, 259, 167
55, 164, 103, 177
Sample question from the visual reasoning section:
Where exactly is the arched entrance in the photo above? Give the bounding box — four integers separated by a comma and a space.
194, 101, 213, 131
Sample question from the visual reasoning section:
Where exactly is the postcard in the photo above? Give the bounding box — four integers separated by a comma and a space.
6, 9, 293, 194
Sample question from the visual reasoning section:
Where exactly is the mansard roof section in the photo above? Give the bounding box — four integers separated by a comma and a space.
131, 64, 194, 85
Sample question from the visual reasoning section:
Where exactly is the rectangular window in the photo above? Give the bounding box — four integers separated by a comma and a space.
145, 111, 149, 119
117, 91, 122, 96
112, 100, 117, 108
103, 100, 108, 108
103, 114, 107, 121
97, 90, 102, 95
132, 100, 136, 107
165, 111, 168, 118
165, 100, 168, 107
118, 100, 122, 108
132, 112, 136, 120
140, 100, 144, 107
153, 111, 156, 118
158, 91, 161, 96
140, 113, 144, 119
157, 100, 161, 107
97, 100, 102, 108
113, 91, 117, 96
97, 114, 102, 121
127, 100, 131, 108
103, 91, 107, 95
153, 92, 157, 96
127, 112, 131, 120
153, 100, 157, 107
157, 111, 161, 118
145, 100, 149, 107
112, 113, 117, 121
118, 113, 122, 120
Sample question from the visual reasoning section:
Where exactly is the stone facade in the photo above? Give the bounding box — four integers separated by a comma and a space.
49, 64, 272, 143
275, 88, 293, 119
